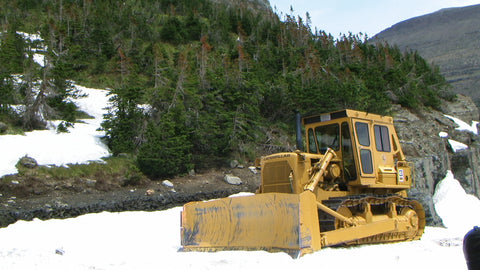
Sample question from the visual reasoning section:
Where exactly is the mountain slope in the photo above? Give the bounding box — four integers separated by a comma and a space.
374, 4, 480, 108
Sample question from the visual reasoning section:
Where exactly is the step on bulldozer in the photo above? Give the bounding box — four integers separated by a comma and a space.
180, 109, 425, 257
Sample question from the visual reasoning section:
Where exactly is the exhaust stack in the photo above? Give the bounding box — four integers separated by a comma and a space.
295, 110, 303, 151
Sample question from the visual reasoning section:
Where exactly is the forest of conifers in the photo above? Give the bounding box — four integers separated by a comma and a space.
0, 0, 451, 177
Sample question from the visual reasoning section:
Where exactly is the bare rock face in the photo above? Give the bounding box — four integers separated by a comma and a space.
393, 94, 480, 225
374, 5, 480, 108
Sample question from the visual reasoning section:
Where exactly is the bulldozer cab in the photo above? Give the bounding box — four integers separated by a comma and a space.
302, 109, 412, 191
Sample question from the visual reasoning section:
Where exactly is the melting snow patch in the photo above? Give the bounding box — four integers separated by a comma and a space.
33, 53, 45, 67
0, 84, 111, 177
444, 115, 479, 135
16, 31, 44, 42
448, 139, 468, 152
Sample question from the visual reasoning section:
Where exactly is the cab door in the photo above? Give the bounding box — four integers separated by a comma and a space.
353, 120, 375, 179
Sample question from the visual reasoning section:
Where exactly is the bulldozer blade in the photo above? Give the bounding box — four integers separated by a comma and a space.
180, 191, 321, 257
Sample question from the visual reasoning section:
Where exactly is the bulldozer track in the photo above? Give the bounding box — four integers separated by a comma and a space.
319, 195, 425, 245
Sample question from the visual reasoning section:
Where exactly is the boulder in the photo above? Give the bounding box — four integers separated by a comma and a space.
224, 174, 242, 185
18, 156, 38, 169
162, 180, 174, 188
229, 160, 239, 168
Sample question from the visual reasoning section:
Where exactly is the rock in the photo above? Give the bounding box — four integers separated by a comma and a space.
229, 160, 239, 168
54, 201, 69, 208
441, 94, 480, 122
18, 156, 38, 169
224, 174, 242, 185
145, 189, 155, 196
0, 122, 7, 134
55, 248, 65, 256
450, 148, 480, 197
391, 96, 480, 226
162, 180, 174, 188
84, 179, 97, 187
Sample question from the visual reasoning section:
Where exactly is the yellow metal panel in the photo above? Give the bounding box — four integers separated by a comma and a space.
298, 191, 322, 252
181, 192, 321, 256
321, 219, 396, 247
262, 160, 293, 193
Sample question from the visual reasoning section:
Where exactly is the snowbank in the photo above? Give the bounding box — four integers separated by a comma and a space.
0, 85, 111, 177
434, 171, 480, 235
0, 171, 477, 270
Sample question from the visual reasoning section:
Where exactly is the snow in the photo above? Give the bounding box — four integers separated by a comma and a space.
434, 171, 480, 235
448, 139, 469, 152
438, 118, 474, 152
0, 173, 477, 270
0, 84, 111, 177
445, 114, 479, 135
16, 31, 43, 43
10, 31, 47, 67
0, 83, 479, 269
33, 53, 45, 67
439, 131, 449, 138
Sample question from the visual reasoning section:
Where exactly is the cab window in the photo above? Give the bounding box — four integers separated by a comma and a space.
341, 122, 357, 180
355, 121, 374, 174
374, 125, 391, 152
355, 122, 370, 146
314, 124, 339, 154
308, 128, 318, 153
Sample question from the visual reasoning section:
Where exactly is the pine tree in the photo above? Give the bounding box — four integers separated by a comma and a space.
0, 26, 25, 74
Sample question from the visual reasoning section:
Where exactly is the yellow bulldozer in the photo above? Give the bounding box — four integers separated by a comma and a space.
180, 109, 425, 257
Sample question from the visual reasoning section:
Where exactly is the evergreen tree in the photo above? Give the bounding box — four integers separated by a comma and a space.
101, 87, 146, 155
137, 106, 193, 178
0, 0, 451, 174
0, 26, 25, 75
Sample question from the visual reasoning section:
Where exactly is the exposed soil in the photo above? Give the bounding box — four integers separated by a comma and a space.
0, 167, 261, 228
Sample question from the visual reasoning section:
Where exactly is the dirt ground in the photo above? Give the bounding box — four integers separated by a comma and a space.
0, 167, 261, 228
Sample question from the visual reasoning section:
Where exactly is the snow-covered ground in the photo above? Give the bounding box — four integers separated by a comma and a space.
0, 172, 477, 270
0, 85, 110, 177
0, 84, 479, 269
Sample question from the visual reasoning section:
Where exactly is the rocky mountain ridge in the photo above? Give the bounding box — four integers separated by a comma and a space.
373, 4, 480, 108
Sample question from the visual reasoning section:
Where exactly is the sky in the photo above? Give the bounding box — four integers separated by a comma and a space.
268, 0, 480, 37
